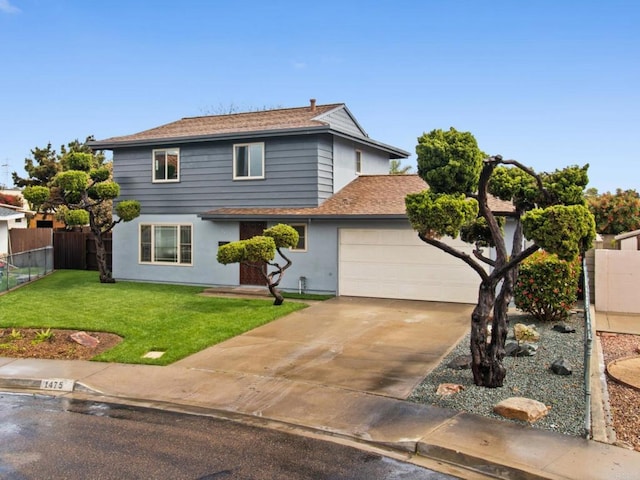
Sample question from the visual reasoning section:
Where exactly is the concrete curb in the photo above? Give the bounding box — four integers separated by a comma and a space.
0, 376, 580, 480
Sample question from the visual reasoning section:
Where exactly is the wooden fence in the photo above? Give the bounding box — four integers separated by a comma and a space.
8, 228, 53, 253
53, 231, 112, 271
8, 228, 112, 271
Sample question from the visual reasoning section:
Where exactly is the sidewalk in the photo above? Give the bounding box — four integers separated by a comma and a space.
1, 304, 640, 479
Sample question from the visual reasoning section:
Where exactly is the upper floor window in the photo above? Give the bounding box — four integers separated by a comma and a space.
355, 150, 362, 174
233, 143, 264, 180
140, 224, 192, 265
153, 148, 179, 182
290, 224, 307, 251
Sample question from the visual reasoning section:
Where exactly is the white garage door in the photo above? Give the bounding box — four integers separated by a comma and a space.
339, 228, 483, 304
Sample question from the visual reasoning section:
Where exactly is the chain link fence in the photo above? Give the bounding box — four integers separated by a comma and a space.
0, 246, 54, 292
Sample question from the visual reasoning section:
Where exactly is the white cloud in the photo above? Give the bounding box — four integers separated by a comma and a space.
0, 0, 20, 14
292, 61, 307, 70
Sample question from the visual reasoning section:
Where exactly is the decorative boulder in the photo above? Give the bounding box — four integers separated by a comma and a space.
553, 323, 576, 333
447, 355, 472, 370
493, 397, 550, 422
436, 383, 464, 396
70, 331, 100, 348
550, 358, 573, 375
505, 340, 538, 357
514, 323, 540, 343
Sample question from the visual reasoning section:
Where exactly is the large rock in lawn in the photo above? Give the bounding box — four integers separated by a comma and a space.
493, 397, 550, 422
70, 331, 100, 348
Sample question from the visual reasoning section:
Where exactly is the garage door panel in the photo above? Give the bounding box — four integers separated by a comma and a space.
339, 228, 483, 303
341, 244, 474, 266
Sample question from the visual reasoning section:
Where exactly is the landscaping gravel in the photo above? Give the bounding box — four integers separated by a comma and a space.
409, 310, 587, 437
599, 332, 640, 451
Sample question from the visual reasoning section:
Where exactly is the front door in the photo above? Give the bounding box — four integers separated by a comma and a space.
239, 222, 267, 285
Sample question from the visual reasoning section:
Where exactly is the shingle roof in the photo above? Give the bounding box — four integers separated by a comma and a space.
93, 103, 346, 146
0, 206, 25, 218
199, 175, 515, 220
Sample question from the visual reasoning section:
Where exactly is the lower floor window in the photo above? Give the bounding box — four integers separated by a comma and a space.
290, 224, 307, 251
140, 224, 192, 265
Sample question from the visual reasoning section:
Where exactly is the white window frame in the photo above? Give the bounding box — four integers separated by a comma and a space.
152, 148, 180, 183
139, 223, 192, 265
290, 224, 307, 252
233, 142, 265, 180
355, 150, 362, 174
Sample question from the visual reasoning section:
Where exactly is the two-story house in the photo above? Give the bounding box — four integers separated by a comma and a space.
90, 101, 498, 303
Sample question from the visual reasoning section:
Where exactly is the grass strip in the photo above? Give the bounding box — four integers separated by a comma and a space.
0, 270, 307, 365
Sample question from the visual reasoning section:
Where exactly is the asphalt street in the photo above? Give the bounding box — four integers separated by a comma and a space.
0, 393, 459, 480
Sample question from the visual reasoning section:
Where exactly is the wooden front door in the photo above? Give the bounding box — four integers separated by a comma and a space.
239, 222, 267, 285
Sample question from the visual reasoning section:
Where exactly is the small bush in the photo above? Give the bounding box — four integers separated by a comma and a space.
514, 251, 581, 322
32, 328, 55, 344
8, 329, 22, 340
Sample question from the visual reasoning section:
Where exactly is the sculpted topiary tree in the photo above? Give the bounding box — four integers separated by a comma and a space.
405, 128, 595, 388
217, 224, 299, 305
24, 149, 140, 283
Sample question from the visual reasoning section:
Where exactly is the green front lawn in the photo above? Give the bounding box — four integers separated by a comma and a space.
0, 270, 307, 365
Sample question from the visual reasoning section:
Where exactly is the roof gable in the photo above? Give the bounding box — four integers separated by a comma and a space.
313, 105, 368, 138
89, 102, 409, 159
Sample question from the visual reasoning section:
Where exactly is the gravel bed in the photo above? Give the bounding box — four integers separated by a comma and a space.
409, 310, 587, 437
599, 332, 640, 451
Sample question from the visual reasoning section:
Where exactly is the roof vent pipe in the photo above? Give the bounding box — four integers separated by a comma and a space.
310, 98, 316, 112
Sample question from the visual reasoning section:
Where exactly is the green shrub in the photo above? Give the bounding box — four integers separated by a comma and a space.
217, 241, 247, 264
263, 224, 299, 249
93, 181, 120, 200
116, 200, 141, 221
514, 250, 581, 322
63, 208, 90, 226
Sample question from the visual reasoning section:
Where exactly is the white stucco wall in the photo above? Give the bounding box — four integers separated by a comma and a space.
595, 249, 640, 313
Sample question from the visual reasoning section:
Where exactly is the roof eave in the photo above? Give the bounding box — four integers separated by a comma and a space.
89, 125, 331, 150
90, 126, 410, 159
614, 228, 640, 241
198, 213, 411, 221
328, 130, 410, 159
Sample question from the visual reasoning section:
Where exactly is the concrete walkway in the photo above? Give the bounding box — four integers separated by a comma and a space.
1, 298, 639, 479
595, 311, 640, 335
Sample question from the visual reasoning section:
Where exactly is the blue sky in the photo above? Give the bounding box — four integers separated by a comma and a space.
1, 1, 638, 193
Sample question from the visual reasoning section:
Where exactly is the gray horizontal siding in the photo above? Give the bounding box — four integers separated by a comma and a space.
317, 135, 333, 201
114, 136, 331, 214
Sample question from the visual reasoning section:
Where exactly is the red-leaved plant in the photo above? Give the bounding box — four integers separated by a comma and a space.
514, 250, 581, 322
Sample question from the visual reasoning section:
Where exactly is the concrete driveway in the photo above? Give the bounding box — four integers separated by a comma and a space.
175, 297, 473, 399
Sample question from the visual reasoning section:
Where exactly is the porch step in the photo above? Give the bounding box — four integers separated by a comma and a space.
201, 286, 270, 297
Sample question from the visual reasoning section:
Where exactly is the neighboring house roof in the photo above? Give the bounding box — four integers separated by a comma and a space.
199, 175, 515, 221
615, 229, 640, 241
89, 101, 409, 159
0, 206, 26, 221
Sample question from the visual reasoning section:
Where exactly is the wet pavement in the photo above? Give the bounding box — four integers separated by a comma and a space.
1, 297, 640, 479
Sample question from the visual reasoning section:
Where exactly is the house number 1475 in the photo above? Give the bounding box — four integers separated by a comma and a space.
40, 378, 74, 392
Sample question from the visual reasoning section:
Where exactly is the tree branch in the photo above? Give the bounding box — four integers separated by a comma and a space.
498, 158, 553, 205
418, 233, 489, 282
473, 246, 496, 267
478, 157, 508, 264
492, 243, 540, 280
